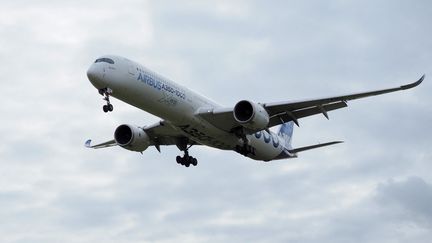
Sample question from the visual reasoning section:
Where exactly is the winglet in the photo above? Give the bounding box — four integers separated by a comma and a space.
400, 74, 425, 90
85, 139, 92, 148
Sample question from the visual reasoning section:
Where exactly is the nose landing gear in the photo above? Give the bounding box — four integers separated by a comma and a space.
103, 103, 113, 113
99, 88, 113, 113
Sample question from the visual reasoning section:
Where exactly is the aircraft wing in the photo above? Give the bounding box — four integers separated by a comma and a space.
144, 121, 192, 146
85, 139, 117, 149
85, 120, 193, 150
198, 75, 424, 131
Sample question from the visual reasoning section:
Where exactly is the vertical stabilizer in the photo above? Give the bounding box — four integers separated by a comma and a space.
278, 121, 294, 149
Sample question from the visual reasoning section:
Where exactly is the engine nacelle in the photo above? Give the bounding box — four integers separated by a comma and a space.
233, 100, 270, 131
114, 124, 151, 152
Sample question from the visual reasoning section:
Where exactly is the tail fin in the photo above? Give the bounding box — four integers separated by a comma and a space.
278, 121, 294, 149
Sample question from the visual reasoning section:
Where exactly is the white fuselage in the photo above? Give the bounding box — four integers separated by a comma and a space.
87, 55, 294, 161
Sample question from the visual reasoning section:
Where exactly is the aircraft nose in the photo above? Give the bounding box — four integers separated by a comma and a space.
87, 64, 104, 88
87, 64, 98, 81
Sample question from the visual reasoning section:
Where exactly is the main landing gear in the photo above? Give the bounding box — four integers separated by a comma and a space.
176, 141, 198, 167
99, 88, 113, 113
176, 150, 198, 167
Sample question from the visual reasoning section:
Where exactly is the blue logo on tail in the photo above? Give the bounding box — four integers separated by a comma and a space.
278, 122, 294, 149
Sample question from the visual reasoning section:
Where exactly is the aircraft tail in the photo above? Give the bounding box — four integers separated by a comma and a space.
274, 121, 343, 160
278, 121, 294, 150
277, 121, 343, 154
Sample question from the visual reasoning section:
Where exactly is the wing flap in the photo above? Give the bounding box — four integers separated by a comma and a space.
268, 101, 348, 127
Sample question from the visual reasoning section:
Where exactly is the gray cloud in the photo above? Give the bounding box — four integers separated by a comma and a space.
376, 177, 432, 226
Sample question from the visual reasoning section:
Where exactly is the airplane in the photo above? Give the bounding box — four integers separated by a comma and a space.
85, 55, 424, 167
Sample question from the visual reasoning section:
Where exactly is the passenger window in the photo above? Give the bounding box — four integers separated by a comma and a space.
94, 58, 115, 64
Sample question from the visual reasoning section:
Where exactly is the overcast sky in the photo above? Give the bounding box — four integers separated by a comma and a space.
0, 1, 431, 242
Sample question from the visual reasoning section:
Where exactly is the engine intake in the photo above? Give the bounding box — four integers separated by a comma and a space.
114, 124, 151, 152
233, 100, 270, 131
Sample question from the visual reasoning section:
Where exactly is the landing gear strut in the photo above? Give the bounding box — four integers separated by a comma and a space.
176, 143, 198, 167
233, 128, 254, 156
99, 88, 113, 113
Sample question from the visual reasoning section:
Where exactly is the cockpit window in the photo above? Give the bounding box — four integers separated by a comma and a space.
95, 58, 115, 64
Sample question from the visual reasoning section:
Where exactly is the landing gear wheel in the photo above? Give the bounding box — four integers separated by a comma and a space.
99, 88, 114, 113
175, 155, 198, 167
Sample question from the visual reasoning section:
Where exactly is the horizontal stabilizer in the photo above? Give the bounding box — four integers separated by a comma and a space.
288, 141, 343, 153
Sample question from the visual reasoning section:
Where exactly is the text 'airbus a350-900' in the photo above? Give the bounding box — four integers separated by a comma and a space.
85, 55, 424, 167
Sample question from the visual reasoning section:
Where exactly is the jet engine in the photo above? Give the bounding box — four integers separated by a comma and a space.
114, 124, 151, 152
233, 100, 270, 131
